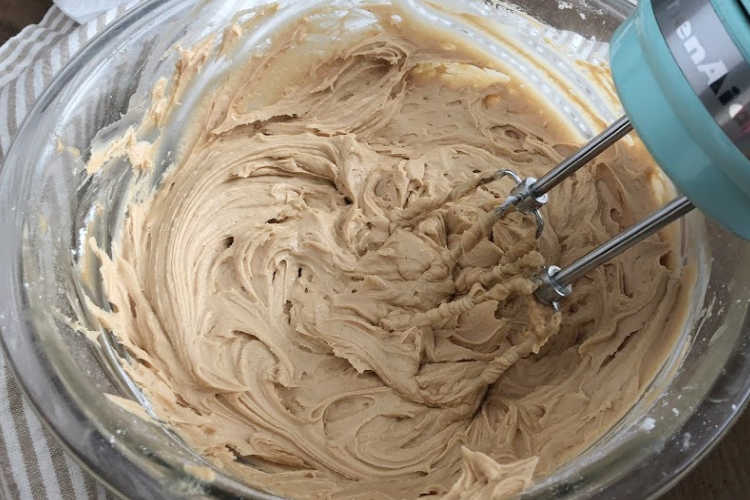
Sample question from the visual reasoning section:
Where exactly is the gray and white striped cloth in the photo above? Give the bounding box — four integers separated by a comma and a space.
0, 6, 138, 499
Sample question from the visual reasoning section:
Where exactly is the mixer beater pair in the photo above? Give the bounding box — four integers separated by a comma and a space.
483, 116, 694, 309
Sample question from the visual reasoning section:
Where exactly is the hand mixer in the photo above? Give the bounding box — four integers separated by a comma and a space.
486, 0, 750, 308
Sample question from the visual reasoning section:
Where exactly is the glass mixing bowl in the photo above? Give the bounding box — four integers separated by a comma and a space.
1, 0, 749, 498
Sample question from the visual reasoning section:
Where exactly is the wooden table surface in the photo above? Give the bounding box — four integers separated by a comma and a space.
2, 0, 749, 499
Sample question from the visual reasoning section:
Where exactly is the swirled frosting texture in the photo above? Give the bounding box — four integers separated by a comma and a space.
91, 4, 690, 499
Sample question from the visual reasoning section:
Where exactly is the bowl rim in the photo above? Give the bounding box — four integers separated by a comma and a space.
1, 1, 749, 499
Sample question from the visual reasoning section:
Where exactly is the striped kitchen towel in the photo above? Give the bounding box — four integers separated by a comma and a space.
0, 6, 138, 499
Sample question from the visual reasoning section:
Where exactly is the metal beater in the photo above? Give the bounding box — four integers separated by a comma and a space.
487, 117, 693, 308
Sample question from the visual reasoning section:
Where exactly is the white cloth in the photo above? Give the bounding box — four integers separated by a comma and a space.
53, 0, 134, 24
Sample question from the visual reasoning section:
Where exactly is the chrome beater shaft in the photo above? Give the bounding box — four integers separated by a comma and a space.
489, 115, 695, 309
534, 196, 694, 306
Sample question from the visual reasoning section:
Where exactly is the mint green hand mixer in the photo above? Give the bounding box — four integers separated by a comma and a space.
489, 0, 750, 307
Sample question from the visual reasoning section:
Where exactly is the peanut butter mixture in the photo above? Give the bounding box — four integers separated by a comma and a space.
90, 3, 690, 498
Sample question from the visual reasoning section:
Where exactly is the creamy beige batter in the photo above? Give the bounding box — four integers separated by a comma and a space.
89, 3, 691, 498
